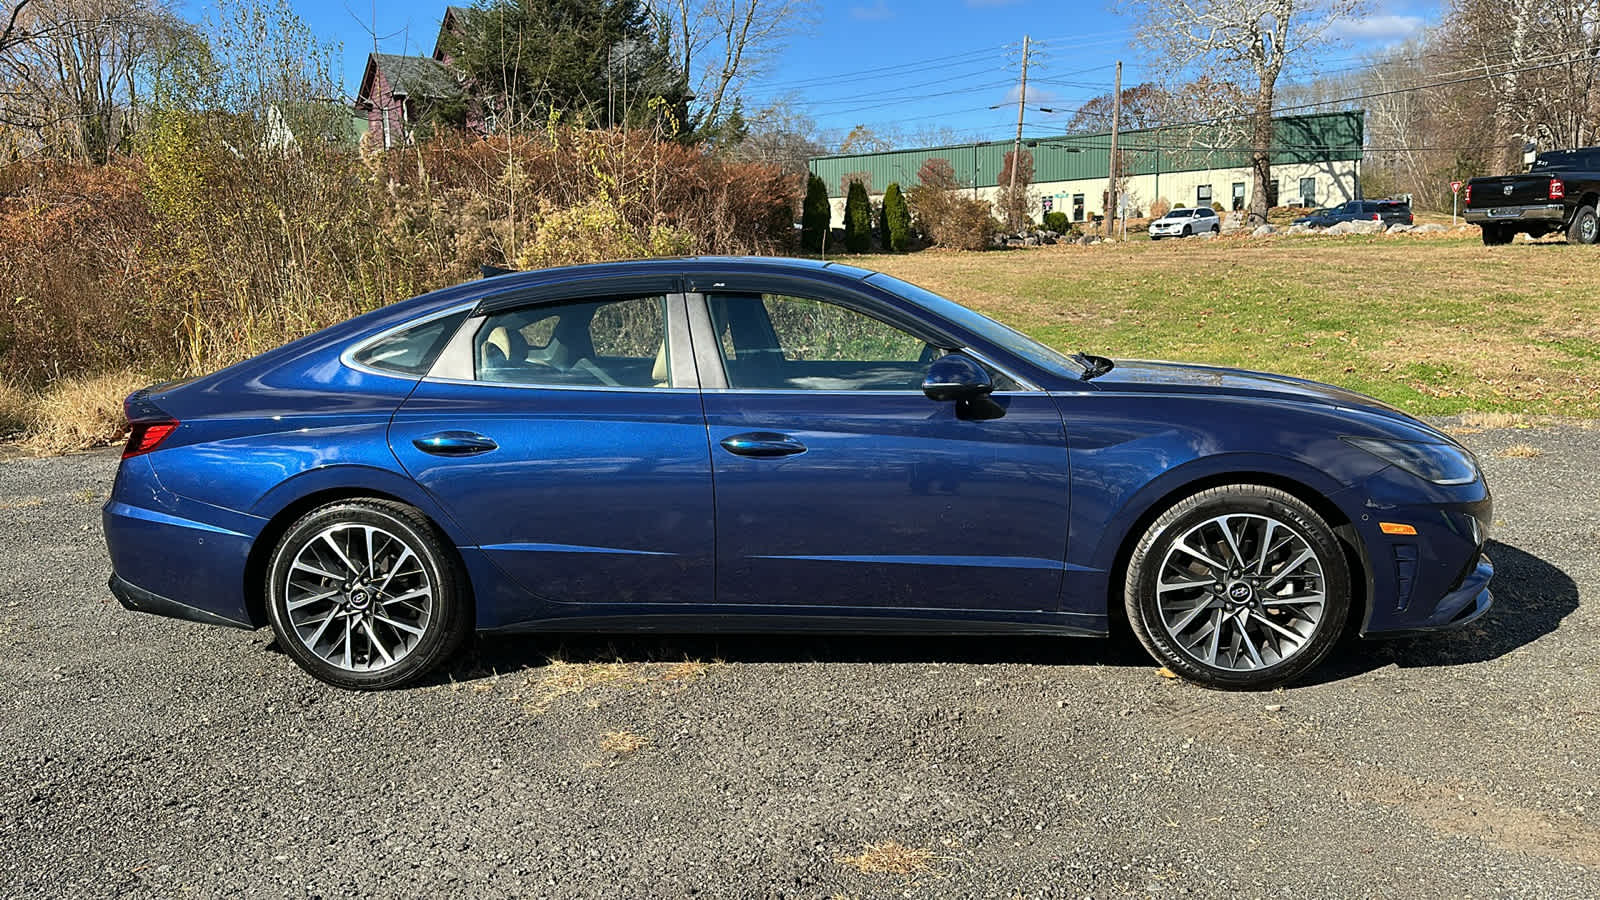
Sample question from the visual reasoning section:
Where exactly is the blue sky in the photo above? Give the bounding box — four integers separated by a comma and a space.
218, 0, 1441, 144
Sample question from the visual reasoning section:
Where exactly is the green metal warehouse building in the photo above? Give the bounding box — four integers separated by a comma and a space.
807, 110, 1364, 226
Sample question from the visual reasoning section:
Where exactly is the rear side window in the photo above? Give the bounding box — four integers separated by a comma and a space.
474, 295, 671, 388
350, 311, 468, 376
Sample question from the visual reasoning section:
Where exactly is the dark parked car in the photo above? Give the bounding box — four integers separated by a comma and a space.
105, 258, 1494, 691
1292, 200, 1413, 228
1466, 147, 1600, 245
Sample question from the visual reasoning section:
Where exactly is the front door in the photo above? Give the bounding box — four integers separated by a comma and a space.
389, 289, 714, 619
691, 287, 1071, 613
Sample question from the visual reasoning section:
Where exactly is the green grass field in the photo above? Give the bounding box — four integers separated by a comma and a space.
841, 233, 1600, 418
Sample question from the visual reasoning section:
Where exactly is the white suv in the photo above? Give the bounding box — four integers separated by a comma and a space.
1148, 207, 1221, 240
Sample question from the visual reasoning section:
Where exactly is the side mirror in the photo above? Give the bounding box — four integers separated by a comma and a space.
922, 353, 993, 402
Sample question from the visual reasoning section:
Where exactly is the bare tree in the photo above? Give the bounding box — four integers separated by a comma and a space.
1445, 0, 1600, 163
1127, 0, 1366, 224
650, 0, 815, 140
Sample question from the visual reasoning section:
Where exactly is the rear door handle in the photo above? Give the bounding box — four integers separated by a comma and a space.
413, 431, 498, 456
719, 432, 807, 458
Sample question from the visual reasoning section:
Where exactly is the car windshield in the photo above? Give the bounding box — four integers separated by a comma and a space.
864, 273, 1086, 378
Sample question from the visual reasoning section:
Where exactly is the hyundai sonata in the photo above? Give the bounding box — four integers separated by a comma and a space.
104, 257, 1493, 690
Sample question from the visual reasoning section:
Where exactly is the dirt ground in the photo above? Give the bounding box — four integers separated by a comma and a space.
1, 422, 1596, 898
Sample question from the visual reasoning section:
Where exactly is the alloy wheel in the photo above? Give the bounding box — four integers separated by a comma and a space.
1154, 513, 1326, 671
283, 523, 434, 672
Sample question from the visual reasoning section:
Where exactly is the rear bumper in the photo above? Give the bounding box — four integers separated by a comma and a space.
1464, 204, 1565, 223
109, 574, 255, 630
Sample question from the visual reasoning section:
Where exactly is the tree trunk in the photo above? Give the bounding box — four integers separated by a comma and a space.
1249, 96, 1273, 226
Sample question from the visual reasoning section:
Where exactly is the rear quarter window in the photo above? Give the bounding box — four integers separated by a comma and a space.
349, 311, 469, 376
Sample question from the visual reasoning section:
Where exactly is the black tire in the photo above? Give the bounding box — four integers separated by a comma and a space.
265, 499, 471, 690
1181, 225, 1190, 237
1566, 205, 1598, 244
1123, 484, 1352, 690
1211, 224, 1220, 234
1480, 224, 1513, 246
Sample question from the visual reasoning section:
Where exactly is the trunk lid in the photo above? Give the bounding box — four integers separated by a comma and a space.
1466, 174, 1555, 208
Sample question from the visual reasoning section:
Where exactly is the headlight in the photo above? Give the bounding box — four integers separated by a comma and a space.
1343, 437, 1479, 485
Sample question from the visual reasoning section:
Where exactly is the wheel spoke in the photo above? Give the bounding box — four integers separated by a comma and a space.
1216, 517, 1246, 569
1250, 611, 1309, 643
1204, 610, 1223, 664
322, 532, 361, 575
376, 548, 416, 594
1174, 539, 1227, 573
1260, 591, 1324, 609
362, 620, 394, 666
374, 614, 425, 637
1168, 600, 1214, 633
1237, 617, 1265, 668
1261, 549, 1316, 592
1254, 521, 1276, 574
303, 608, 341, 648
1158, 578, 1214, 594
292, 560, 343, 581
286, 588, 340, 613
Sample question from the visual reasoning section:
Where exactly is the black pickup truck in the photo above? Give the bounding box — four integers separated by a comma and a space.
1465, 148, 1600, 245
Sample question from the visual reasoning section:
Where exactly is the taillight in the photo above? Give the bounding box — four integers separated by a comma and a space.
1550, 177, 1565, 199
1373, 213, 1381, 221
1464, 184, 1472, 204
123, 420, 178, 458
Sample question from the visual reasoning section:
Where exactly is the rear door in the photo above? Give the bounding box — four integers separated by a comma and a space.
388, 279, 715, 618
687, 277, 1072, 613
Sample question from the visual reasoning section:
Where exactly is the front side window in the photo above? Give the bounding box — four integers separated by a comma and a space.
707, 293, 935, 391
473, 295, 671, 388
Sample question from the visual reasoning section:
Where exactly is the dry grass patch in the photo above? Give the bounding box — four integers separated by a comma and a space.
1498, 443, 1542, 459
0, 380, 33, 436
1459, 411, 1537, 429
519, 657, 719, 713
598, 730, 649, 756
837, 841, 937, 875
24, 370, 148, 455
0, 496, 45, 511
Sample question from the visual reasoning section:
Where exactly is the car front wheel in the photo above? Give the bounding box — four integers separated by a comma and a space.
265, 499, 471, 690
1123, 484, 1352, 689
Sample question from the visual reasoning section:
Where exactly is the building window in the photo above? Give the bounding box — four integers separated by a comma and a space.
1269, 179, 1280, 206
1232, 182, 1246, 211
1196, 185, 1213, 208
1072, 194, 1084, 222
1300, 177, 1316, 206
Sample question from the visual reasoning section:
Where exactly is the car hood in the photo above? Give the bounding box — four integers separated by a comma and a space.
1081, 359, 1454, 439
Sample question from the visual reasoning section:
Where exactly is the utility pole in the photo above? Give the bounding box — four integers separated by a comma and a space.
1008, 35, 1031, 230
1106, 60, 1122, 239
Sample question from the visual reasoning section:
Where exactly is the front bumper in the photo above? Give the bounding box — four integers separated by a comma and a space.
1345, 462, 1494, 637
1464, 204, 1565, 223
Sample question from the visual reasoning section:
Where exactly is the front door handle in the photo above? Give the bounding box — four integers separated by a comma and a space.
413, 431, 498, 456
719, 432, 807, 458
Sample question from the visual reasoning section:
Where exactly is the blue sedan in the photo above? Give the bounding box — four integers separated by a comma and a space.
103, 257, 1493, 690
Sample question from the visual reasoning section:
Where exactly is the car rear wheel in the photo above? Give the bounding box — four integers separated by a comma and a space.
266, 499, 471, 690
1566, 205, 1598, 244
1123, 484, 1351, 689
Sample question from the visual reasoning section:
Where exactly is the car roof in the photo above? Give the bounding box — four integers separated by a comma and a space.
475, 256, 879, 292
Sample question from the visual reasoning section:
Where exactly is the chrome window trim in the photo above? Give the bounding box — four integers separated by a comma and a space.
340, 302, 478, 380
419, 375, 700, 394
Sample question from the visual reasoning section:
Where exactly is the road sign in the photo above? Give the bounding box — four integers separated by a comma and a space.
1451, 180, 1462, 193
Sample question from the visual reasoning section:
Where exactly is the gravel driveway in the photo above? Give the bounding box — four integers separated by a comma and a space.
2, 424, 1596, 898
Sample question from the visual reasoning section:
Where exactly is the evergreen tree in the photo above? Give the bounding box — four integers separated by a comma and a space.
881, 182, 911, 252
843, 180, 872, 253
801, 173, 830, 252
444, 0, 689, 131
